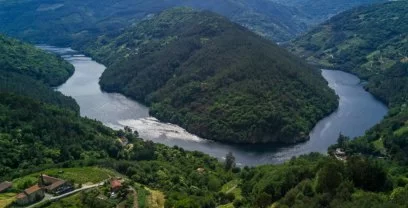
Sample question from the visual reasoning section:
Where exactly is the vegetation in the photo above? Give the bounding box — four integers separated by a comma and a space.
291, 0, 408, 168
0, 34, 78, 111
1, 3, 408, 207
12, 167, 116, 186
87, 8, 338, 144
0, 0, 311, 46
271, 0, 386, 25
289, 1, 408, 107
0, 34, 73, 86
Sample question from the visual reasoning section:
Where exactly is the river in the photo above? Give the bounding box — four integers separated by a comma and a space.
41, 45, 388, 166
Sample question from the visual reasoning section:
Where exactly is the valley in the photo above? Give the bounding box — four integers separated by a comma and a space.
46, 45, 387, 166
0, 0, 407, 207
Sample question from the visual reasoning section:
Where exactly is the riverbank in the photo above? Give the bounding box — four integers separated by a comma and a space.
41, 46, 388, 166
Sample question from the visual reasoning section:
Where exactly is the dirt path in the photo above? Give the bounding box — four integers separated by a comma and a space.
128, 187, 138, 208
225, 185, 237, 194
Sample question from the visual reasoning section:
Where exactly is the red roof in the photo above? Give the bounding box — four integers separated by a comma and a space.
24, 185, 42, 195
41, 174, 63, 184
16, 193, 27, 199
17, 184, 43, 199
110, 180, 122, 189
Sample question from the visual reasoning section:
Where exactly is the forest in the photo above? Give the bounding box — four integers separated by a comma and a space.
289, 1, 408, 106
0, 0, 308, 45
0, 0, 383, 48
84, 8, 338, 144
291, 0, 408, 169
1, 1, 408, 207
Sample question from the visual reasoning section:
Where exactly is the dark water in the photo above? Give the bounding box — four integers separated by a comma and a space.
41, 46, 388, 166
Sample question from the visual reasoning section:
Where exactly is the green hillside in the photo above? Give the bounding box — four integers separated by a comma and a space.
0, 34, 407, 208
0, 34, 77, 111
0, 0, 308, 45
290, 1, 408, 167
86, 8, 338, 144
0, 34, 73, 86
271, 0, 386, 24
289, 1, 408, 106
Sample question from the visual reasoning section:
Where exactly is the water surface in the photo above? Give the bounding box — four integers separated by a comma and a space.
42, 46, 388, 166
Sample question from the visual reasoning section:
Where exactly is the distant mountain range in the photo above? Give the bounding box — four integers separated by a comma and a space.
0, 0, 386, 44
271, 0, 387, 24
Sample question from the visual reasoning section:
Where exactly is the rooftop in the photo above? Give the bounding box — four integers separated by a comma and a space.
0, 181, 12, 192
111, 180, 122, 189
24, 185, 42, 195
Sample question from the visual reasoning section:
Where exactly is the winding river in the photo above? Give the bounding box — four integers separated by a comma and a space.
41, 45, 388, 166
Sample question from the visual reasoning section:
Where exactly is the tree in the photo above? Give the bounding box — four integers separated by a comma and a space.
315, 160, 344, 194
225, 152, 236, 170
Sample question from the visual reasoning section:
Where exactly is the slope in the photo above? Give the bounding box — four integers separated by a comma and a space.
0, 0, 308, 45
88, 8, 338, 144
290, 1, 408, 166
0, 34, 77, 111
271, 0, 386, 24
289, 1, 408, 106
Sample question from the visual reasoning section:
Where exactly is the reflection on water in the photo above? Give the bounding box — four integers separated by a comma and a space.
41, 45, 388, 166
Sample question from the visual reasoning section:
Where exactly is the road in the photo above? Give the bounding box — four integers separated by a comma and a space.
26, 181, 104, 208
128, 187, 138, 208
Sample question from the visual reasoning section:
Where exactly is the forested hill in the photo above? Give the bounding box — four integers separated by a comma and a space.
271, 0, 386, 25
0, 34, 73, 86
0, 0, 308, 45
289, 1, 408, 169
0, 34, 78, 111
1, 34, 407, 208
289, 1, 408, 106
86, 8, 338, 144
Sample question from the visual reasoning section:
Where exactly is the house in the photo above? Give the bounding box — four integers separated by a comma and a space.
334, 148, 347, 161
15, 185, 44, 206
38, 174, 73, 195
196, 168, 205, 173
110, 179, 122, 192
0, 181, 12, 193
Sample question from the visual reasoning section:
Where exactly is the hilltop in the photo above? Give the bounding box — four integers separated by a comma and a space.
0, 33, 407, 208
85, 8, 338, 144
289, 1, 408, 106
0, 34, 77, 111
0, 0, 308, 44
290, 1, 408, 170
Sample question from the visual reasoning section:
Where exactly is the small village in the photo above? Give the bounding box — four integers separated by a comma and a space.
0, 171, 134, 208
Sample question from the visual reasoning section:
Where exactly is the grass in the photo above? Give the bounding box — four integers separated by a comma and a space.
394, 125, 408, 137
221, 180, 240, 193
0, 193, 17, 208
13, 167, 118, 190
216, 180, 243, 208
135, 185, 150, 208
221, 179, 243, 200
372, 138, 386, 155
217, 203, 234, 208
39, 193, 83, 208
146, 188, 165, 208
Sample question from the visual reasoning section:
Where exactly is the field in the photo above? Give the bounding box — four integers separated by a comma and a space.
39, 193, 83, 208
217, 180, 243, 208
12, 167, 118, 191
0, 193, 17, 208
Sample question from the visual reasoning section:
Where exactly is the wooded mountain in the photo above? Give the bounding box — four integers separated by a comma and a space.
0, 34, 78, 111
290, 1, 408, 167
271, 0, 386, 25
289, 1, 408, 106
86, 8, 338, 144
1, 34, 407, 208
0, 0, 308, 44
